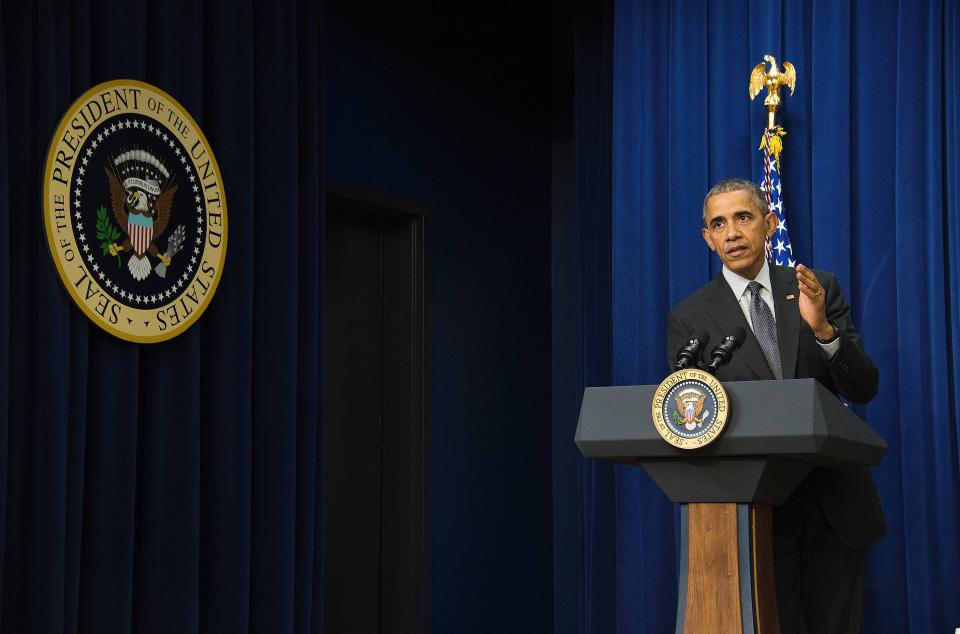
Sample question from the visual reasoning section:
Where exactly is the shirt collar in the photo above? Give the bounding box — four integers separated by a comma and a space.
722, 260, 771, 300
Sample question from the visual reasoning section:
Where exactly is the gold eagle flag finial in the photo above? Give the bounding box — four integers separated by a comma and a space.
750, 54, 796, 171
749, 54, 796, 130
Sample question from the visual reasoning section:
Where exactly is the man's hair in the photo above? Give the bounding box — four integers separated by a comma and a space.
702, 178, 768, 223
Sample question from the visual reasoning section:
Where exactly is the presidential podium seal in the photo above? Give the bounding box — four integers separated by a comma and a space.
42, 80, 227, 343
651, 368, 729, 449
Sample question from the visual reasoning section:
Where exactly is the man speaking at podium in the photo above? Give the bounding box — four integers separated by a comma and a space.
667, 178, 885, 633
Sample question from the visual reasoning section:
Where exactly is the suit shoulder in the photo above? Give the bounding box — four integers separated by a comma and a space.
806, 266, 843, 297
668, 279, 717, 320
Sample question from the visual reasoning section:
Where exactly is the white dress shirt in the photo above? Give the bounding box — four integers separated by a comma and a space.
722, 261, 839, 359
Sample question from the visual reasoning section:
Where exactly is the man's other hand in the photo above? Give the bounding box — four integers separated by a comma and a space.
796, 263, 834, 340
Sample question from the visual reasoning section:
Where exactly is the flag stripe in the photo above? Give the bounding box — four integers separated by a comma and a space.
128, 224, 153, 256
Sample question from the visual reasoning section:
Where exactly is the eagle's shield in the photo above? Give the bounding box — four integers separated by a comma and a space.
128, 214, 154, 256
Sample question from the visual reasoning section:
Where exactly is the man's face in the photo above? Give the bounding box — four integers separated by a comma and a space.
701, 190, 776, 279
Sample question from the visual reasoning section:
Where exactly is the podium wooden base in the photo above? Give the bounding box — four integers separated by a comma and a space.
676, 503, 780, 634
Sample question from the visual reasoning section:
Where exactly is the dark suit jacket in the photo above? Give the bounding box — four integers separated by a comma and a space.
666, 264, 886, 549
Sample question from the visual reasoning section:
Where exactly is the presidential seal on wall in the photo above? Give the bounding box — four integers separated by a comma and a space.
651, 369, 729, 449
43, 79, 226, 343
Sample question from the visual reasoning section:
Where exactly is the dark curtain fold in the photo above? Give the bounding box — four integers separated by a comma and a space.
0, 5, 8, 630
572, 1, 615, 632
0, 2, 324, 632
589, 0, 960, 632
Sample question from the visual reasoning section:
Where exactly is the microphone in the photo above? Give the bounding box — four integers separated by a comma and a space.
706, 327, 746, 375
673, 331, 710, 370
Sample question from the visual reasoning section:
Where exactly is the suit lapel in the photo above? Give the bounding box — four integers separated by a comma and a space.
704, 273, 775, 380
771, 265, 800, 379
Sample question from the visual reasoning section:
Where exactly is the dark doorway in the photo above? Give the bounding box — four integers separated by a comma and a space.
323, 185, 431, 633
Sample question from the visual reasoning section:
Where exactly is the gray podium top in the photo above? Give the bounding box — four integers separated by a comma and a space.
576, 378, 886, 468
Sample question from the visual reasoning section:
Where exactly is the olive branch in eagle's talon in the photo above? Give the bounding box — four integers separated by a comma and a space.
96, 206, 123, 268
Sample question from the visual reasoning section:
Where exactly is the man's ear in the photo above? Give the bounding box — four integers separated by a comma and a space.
765, 211, 777, 238
702, 227, 716, 252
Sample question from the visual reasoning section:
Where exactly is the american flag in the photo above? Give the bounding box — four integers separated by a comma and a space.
760, 128, 795, 267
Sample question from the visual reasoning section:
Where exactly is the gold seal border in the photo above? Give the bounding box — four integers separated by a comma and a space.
42, 79, 228, 343
651, 368, 730, 449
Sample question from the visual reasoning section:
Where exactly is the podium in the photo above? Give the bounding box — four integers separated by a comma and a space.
575, 378, 886, 634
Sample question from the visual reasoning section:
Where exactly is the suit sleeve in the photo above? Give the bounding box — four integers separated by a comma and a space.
819, 270, 879, 404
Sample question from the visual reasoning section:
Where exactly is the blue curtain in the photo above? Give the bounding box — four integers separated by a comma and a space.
0, 1, 323, 632
581, 0, 960, 632
572, 1, 617, 632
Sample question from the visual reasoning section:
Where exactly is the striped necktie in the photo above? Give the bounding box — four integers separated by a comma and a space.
748, 281, 783, 379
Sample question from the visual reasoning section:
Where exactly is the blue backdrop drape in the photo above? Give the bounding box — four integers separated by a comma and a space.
0, 2, 324, 632
578, 0, 960, 632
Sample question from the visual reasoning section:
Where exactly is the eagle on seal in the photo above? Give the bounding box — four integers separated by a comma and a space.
104, 162, 178, 281
676, 390, 707, 430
